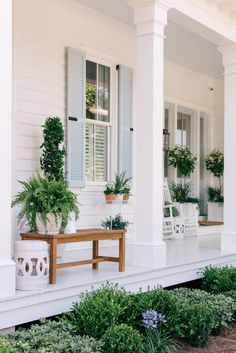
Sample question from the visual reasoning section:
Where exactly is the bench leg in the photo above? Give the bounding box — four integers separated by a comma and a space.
92, 240, 99, 269
119, 235, 125, 272
49, 239, 57, 284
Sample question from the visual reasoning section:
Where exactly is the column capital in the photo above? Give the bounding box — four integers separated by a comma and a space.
127, 0, 173, 37
218, 41, 236, 75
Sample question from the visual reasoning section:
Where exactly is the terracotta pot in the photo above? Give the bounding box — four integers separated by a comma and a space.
105, 194, 117, 204
123, 194, 130, 203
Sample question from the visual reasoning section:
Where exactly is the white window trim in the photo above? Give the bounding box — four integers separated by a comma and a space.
85, 54, 116, 188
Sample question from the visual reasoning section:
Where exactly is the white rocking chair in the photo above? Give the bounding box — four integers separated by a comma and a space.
163, 178, 199, 239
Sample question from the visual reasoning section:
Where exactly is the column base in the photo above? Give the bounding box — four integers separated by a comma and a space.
221, 231, 236, 251
131, 241, 166, 268
0, 260, 15, 298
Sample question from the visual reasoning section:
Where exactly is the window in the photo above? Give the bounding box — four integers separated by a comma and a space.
85, 60, 111, 182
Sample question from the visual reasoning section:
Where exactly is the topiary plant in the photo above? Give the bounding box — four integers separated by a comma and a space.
40, 117, 66, 181
102, 324, 144, 353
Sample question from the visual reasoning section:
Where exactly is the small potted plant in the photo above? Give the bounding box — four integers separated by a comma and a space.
12, 176, 79, 235
121, 184, 131, 204
104, 182, 116, 204
101, 214, 129, 230
114, 171, 132, 203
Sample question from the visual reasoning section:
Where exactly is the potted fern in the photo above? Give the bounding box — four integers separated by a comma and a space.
12, 176, 79, 235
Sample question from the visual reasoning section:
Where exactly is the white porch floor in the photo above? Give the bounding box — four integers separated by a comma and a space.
1, 226, 236, 330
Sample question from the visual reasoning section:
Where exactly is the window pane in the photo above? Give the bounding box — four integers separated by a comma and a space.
98, 64, 110, 122
86, 61, 97, 120
177, 112, 191, 147
85, 123, 108, 182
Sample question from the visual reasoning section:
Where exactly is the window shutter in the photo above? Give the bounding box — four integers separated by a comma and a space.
67, 47, 86, 188
117, 65, 133, 180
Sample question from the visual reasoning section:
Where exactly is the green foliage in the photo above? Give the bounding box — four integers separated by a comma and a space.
144, 329, 179, 353
202, 266, 236, 293
168, 145, 197, 177
103, 182, 115, 195
205, 149, 224, 179
6, 319, 102, 353
0, 337, 30, 353
170, 182, 200, 206
11, 176, 79, 232
172, 288, 236, 330
86, 83, 96, 109
101, 213, 129, 230
178, 303, 215, 347
102, 324, 144, 353
163, 202, 180, 218
40, 117, 66, 182
71, 284, 129, 339
207, 186, 224, 204
114, 171, 132, 194
124, 289, 182, 336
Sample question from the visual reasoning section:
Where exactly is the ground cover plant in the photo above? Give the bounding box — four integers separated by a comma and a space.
2, 272, 236, 352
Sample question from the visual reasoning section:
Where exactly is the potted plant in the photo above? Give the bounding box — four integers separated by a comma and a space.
168, 145, 197, 181
121, 184, 131, 203
11, 176, 79, 235
205, 149, 224, 222
101, 214, 129, 230
104, 182, 116, 204
170, 181, 200, 207
114, 171, 132, 203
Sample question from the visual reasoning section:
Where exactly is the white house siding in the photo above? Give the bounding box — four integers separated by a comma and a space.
13, 0, 224, 247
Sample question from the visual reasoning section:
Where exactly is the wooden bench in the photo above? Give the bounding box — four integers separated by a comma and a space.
20, 228, 126, 284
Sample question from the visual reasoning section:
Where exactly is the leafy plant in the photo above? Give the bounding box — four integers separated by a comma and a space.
144, 329, 178, 353
202, 266, 236, 293
40, 117, 66, 182
114, 171, 132, 194
168, 145, 197, 178
6, 319, 103, 353
205, 149, 224, 186
207, 186, 224, 204
103, 182, 115, 195
102, 324, 144, 353
101, 214, 129, 230
71, 284, 129, 339
170, 182, 200, 206
122, 183, 131, 195
11, 176, 79, 232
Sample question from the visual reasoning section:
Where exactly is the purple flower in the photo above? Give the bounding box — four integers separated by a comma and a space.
142, 310, 167, 330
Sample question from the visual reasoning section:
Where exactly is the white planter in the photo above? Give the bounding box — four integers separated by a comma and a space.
207, 202, 224, 222
64, 212, 77, 234
36, 213, 61, 235
14, 240, 49, 290
113, 194, 123, 204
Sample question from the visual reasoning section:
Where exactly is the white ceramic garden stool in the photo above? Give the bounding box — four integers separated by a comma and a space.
14, 240, 49, 291
173, 218, 185, 240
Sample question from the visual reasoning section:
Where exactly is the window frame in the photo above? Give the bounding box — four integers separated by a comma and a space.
85, 54, 115, 187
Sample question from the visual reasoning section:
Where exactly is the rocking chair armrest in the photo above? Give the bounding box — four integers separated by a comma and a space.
163, 204, 174, 217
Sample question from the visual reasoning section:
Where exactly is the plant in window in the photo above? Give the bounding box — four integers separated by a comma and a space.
40, 117, 66, 182
101, 214, 129, 230
205, 149, 224, 204
168, 145, 197, 179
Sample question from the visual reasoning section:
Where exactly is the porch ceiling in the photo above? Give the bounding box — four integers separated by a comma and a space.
206, 0, 236, 20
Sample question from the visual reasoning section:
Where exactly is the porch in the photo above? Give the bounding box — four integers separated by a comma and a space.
2, 226, 236, 329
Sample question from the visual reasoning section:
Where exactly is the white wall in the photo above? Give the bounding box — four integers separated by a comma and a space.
13, 0, 224, 244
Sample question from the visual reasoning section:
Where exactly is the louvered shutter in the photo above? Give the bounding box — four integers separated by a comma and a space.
117, 65, 133, 180
67, 47, 86, 187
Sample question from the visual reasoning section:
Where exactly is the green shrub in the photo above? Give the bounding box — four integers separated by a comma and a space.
102, 324, 144, 353
179, 303, 215, 347
71, 283, 129, 338
202, 266, 236, 293
0, 337, 30, 353
7, 319, 102, 353
124, 289, 182, 336
172, 288, 236, 329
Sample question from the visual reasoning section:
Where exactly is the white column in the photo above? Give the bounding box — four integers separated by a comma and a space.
0, 0, 15, 297
128, 0, 172, 267
219, 43, 236, 251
